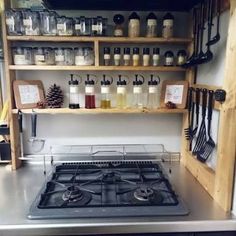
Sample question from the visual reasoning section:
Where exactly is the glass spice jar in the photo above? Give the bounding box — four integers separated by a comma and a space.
91, 17, 98, 36
143, 48, 150, 66
114, 47, 121, 66
13, 47, 33, 65
34, 47, 46, 65
5, 9, 23, 35
132, 47, 140, 66
55, 48, 65, 65
23, 10, 40, 36
164, 51, 174, 66
64, 48, 74, 65
128, 12, 140, 38
146, 12, 157, 37
113, 14, 125, 37
177, 50, 187, 66
83, 47, 95, 65
76, 17, 92, 36
40, 10, 57, 36
57, 16, 74, 36
103, 47, 111, 66
162, 13, 174, 38
123, 48, 131, 66
152, 48, 160, 66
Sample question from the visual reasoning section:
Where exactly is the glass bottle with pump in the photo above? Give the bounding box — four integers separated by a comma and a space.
116, 75, 129, 109
69, 74, 82, 109
100, 75, 113, 109
85, 74, 96, 109
132, 74, 145, 109
147, 75, 161, 109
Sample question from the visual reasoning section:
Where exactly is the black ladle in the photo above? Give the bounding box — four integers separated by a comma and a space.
200, 0, 214, 64
207, 0, 221, 46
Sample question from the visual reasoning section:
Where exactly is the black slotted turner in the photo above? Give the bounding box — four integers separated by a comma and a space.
192, 89, 208, 155
192, 88, 201, 137
197, 90, 215, 162
185, 87, 194, 141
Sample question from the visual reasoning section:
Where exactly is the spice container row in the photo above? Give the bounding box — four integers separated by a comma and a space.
12, 47, 95, 66
103, 47, 187, 67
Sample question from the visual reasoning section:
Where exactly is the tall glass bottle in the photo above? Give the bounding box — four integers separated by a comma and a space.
116, 75, 128, 109
85, 74, 96, 109
100, 75, 113, 109
132, 74, 145, 109
147, 75, 161, 109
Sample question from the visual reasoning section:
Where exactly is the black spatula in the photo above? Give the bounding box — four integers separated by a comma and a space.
197, 90, 215, 162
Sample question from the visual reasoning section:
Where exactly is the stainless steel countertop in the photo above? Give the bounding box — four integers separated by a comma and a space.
0, 161, 235, 236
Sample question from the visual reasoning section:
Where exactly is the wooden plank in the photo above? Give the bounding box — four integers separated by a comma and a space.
12, 108, 187, 115
2, 0, 21, 170
6, 36, 192, 44
214, 0, 236, 212
8, 65, 187, 72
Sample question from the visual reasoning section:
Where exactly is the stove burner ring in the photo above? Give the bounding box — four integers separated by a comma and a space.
62, 186, 84, 202
134, 187, 154, 201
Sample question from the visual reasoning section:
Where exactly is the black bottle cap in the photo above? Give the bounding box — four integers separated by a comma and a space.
104, 47, 110, 54
148, 75, 160, 85
69, 74, 79, 85
114, 47, 121, 54
133, 74, 144, 85
165, 51, 174, 57
113, 14, 125, 24
163, 12, 174, 20
153, 48, 160, 54
117, 75, 127, 85
177, 50, 187, 56
124, 48, 130, 54
133, 47, 139, 54
143, 48, 150, 55
129, 12, 140, 20
146, 12, 157, 21
85, 74, 95, 85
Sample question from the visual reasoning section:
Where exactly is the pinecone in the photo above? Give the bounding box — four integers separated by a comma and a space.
46, 84, 64, 108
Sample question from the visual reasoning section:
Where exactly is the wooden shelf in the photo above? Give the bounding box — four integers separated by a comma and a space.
9, 65, 186, 72
7, 36, 192, 44
12, 108, 187, 115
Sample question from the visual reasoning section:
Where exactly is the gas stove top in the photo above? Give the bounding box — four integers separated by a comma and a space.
28, 160, 188, 219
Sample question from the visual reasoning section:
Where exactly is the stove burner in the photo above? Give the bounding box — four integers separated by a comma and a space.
134, 187, 154, 202
62, 186, 84, 202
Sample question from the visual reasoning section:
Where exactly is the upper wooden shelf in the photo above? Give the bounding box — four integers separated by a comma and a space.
7, 36, 192, 44
12, 108, 187, 115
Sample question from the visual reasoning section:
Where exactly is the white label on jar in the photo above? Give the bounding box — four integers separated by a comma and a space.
85, 86, 94, 94
97, 24, 103, 33
178, 56, 185, 65
70, 87, 79, 93
124, 54, 131, 60
147, 19, 157, 26
133, 54, 139, 60
117, 87, 126, 94
101, 86, 110, 94
6, 18, 14, 26
57, 23, 65, 30
75, 56, 85, 65
55, 55, 65, 62
133, 86, 142, 94
104, 54, 111, 60
143, 55, 150, 66
166, 57, 174, 65
92, 25, 98, 31
114, 29, 123, 36
130, 19, 140, 26
114, 54, 121, 60
149, 86, 158, 94
14, 55, 26, 64
153, 54, 160, 60
163, 19, 173, 27
35, 55, 45, 62
70, 94, 80, 104
23, 19, 32, 27
75, 24, 81, 30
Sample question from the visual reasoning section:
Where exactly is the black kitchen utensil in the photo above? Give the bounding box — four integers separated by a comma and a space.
185, 87, 193, 140
192, 88, 201, 137
207, 0, 221, 46
192, 88, 208, 155
200, 0, 214, 64
18, 110, 24, 158
215, 89, 226, 103
197, 90, 215, 162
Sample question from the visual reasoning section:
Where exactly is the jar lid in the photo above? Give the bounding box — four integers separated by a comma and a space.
69, 79, 79, 85
101, 80, 111, 85
153, 48, 160, 54
113, 14, 125, 24
133, 74, 144, 85
85, 80, 95, 85
148, 75, 160, 85
143, 48, 150, 54
114, 47, 121, 54
163, 12, 174, 20
165, 51, 174, 57
177, 50, 187, 56
133, 47, 139, 54
129, 12, 140, 20
146, 12, 157, 21
117, 79, 127, 85
104, 47, 110, 54
124, 48, 130, 54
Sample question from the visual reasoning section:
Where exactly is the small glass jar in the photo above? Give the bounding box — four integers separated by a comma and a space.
123, 48, 131, 66
83, 47, 95, 65
146, 12, 157, 37
128, 12, 140, 37
40, 10, 57, 36
91, 17, 98, 36
103, 47, 111, 66
113, 14, 125, 37
85, 74, 96, 109
97, 16, 103, 36
57, 16, 74, 36
5, 9, 23, 35
143, 48, 150, 66
162, 13, 174, 38
75, 47, 84, 65
69, 74, 80, 109
23, 10, 40, 36
116, 75, 128, 109
132, 74, 145, 109
13, 47, 33, 65
153, 48, 160, 66
54, 48, 65, 65
177, 50, 187, 66
164, 51, 174, 66
34, 47, 46, 65
147, 75, 160, 109
64, 48, 74, 65
114, 47, 121, 66
132, 47, 140, 66
79, 17, 91, 36
44, 47, 55, 65
100, 75, 113, 109
74, 17, 81, 35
